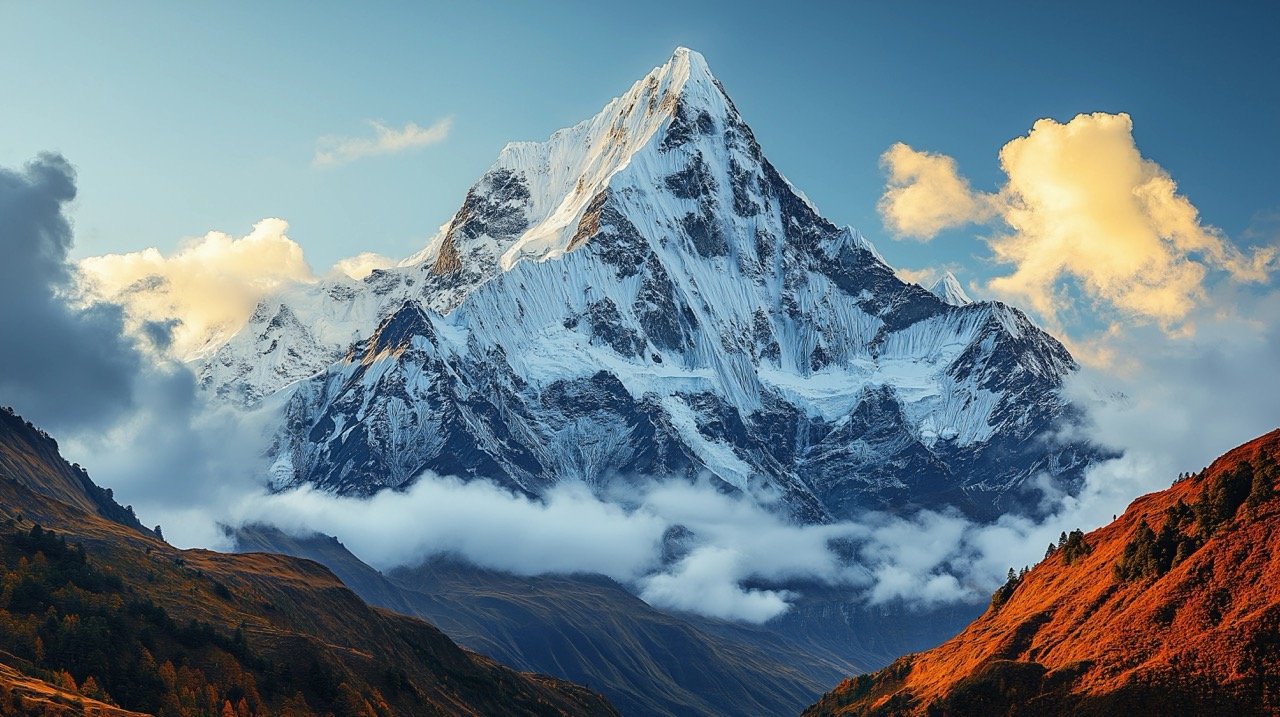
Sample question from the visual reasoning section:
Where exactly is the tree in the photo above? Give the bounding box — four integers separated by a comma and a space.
79, 676, 106, 702
1246, 458, 1275, 513
1061, 529, 1093, 565
990, 567, 1022, 609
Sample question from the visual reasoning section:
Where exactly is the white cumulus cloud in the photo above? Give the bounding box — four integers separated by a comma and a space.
328, 251, 396, 280
878, 112, 1276, 332
878, 142, 995, 241
79, 218, 315, 359
78, 220, 404, 360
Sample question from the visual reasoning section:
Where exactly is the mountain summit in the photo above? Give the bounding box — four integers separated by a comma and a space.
197, 48, 1097, 521
408, 46, 731, 295
927, 272, 972, 306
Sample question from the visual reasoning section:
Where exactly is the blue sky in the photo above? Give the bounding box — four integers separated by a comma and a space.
3, 0, 1277, 283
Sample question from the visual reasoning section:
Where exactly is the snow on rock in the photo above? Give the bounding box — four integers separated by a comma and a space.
928, 271, 973, 306
196, 48, 1100, 522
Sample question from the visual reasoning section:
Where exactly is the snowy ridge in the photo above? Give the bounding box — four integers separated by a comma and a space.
198, 48, 1099, 522
928, 272, 973, 306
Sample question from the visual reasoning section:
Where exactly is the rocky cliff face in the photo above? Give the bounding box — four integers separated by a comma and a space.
200, 48, 1096, 522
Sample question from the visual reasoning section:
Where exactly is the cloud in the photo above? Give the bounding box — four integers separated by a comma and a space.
1063, 288, 1280, 477
0, 154, 272, 539
79, 221, 397, 360
313, 117, 453, 167
328, 251, 396, 280
229, 475, 858, 623
59, 371, 272, 547
0, 154, 141, 432
222, 473, 990, 622
894, 266, 939, 286
639, 547, 795, 623
878, 142, 995, 241
878, 113, 1276, 331
79, 219, 316, 359
236, 478, 667, 580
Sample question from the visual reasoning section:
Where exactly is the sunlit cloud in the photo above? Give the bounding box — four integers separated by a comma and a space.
79, 219, 315, 360
878, 142, 995, 241
894, 266, 938, 286
878, 112, 1276, 333
78, 219, 397, 360
328, 251, 395, 280
313, 117, 453, 167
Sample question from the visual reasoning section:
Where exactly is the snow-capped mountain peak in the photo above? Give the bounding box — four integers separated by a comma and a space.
200, 48, 1098, 522
405, 47, 730, 292
928, 271, 973, 306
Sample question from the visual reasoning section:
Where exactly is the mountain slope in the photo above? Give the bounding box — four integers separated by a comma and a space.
187, 47, 1097, 522
805, 429, 1280, 716
0, 405, 148, 532
0, 410, 618, 717
0, 661, 149, 717
233, 524, 861, 717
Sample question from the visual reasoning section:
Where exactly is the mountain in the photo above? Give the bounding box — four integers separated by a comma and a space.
0, 406, 149, 532
926, 272, 971, 307
805, 429, 1280, 716
234, 525, 860, 717
192, 47, 1097, 522
0, 409, 617, 717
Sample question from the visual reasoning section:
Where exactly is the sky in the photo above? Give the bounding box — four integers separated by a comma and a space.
2, 2, 1279, 622
2, 1, 1277, 288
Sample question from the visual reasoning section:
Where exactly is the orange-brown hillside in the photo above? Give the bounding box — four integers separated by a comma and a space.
0, 661, 149, 716
0, 409, 617, 717
805, 429, 1280, 717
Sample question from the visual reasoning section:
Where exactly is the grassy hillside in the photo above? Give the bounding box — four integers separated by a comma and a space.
0, 411, 617, 717
235, 525, 857, 717
806, 429, 1280, 716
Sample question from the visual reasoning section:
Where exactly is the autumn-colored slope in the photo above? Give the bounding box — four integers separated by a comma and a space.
237, 525, 857, 717
0, 661, 149, 716
0, 410, 618, 717
0, 406, 146, 531
806, 429, 1280, 717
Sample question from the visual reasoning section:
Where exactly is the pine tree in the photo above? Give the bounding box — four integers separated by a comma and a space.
79, 676, 105, 702
1061, 529, 1093, 564
1246, 459, 1275, 513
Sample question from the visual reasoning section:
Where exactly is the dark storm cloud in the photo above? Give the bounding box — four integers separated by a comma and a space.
0, 154, 142, 431
0, 154, 271, 544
